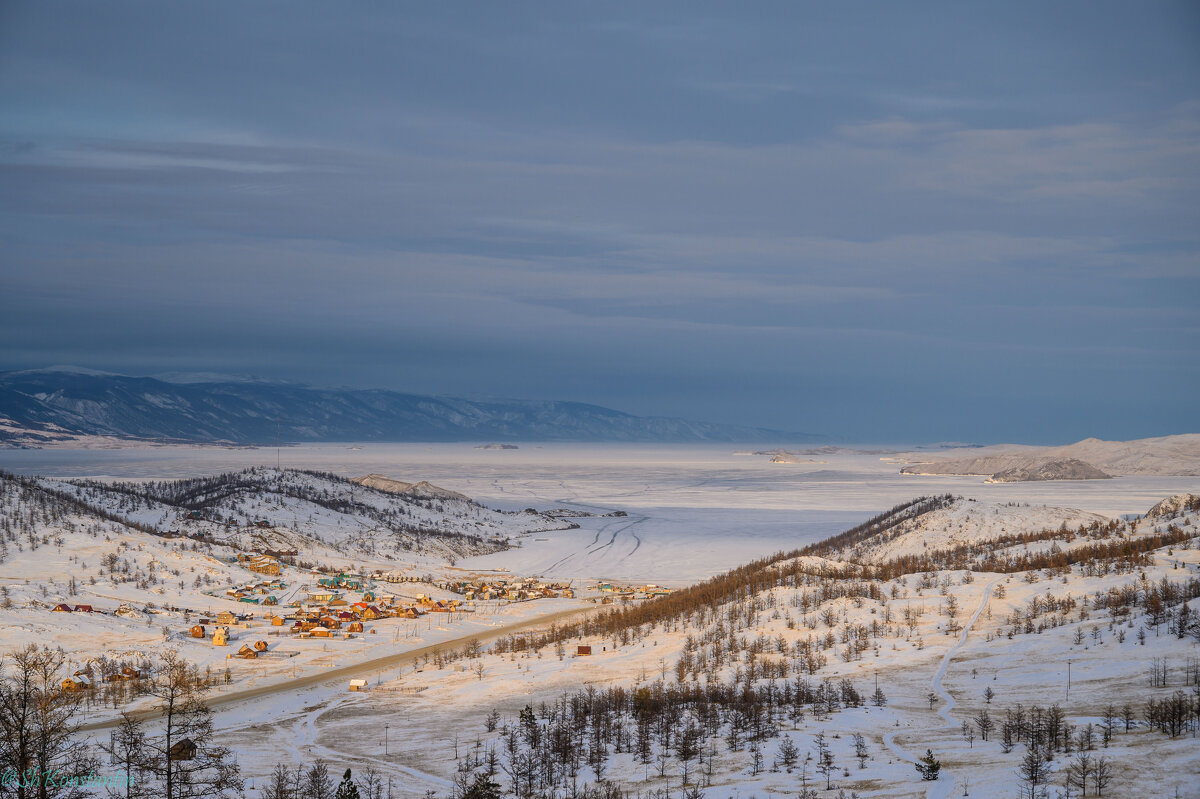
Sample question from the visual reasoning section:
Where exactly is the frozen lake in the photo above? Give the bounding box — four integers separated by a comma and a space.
2, 442, 1195, 581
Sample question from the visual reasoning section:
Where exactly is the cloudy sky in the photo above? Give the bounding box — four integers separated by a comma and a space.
1, 1, 1197, 442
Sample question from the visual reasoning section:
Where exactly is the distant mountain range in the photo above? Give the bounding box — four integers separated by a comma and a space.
0, 367, 821, 446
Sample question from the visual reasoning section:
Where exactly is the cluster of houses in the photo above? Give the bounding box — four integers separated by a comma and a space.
61, 666, 143, 692
51, 603, 97, 613
590, 582, 673, 602
50, 602, 142, 619
240, 552, 283, 576
439, 577, 575, 601
224, 575, 286, 605
276, 590, 463, 639
186, 586, 464, 645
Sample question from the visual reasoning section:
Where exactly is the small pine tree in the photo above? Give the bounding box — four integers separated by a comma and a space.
915, 749, 941, 781
461, 773, 503, 799
334, 768, 360, 799
871, 685, 887, 707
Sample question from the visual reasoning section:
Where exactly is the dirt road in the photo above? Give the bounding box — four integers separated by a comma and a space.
79, 604, 596, 732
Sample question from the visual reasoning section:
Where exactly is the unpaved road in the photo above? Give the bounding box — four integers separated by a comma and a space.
79, 604, 597, 732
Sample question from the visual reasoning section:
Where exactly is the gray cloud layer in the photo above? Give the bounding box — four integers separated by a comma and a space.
1, 1, 1197, 442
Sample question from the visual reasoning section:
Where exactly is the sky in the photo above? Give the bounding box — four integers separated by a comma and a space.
1, 1, 1198, 444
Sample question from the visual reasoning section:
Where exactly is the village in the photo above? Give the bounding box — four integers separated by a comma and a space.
45, 544, 674, 679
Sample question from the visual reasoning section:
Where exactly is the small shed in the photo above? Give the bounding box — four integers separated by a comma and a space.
576, 645, 592, 656
348, 679, 367, 692
190, 624, 206, 639
253, 640, 269, 652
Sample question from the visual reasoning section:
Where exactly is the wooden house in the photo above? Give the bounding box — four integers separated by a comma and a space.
216, 611, 237, 625
190, 625, 206, 639
247, 555, 281, 576
311, 626, 331, 638
51, 604, 73, 613
347, 621, 364, 633
212, 628, 229, 647
73, 604, 94, 613
348, 679, 367, 692
236, 645, 257, 659
270, 615, 285, 627
253, 640, 269, 652
61, 675, 91, 692
169, 739, 197, 761
576, 645, 592, 656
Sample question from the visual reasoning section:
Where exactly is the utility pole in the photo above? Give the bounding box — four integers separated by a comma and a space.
1066, 659, 1072, 702
384, 723, 389, 755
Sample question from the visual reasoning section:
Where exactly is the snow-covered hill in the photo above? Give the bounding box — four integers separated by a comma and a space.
900, 434, 1200, 480
36, 467, 574, 563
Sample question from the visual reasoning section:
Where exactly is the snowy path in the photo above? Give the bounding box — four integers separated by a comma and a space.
882, 579, 998, 799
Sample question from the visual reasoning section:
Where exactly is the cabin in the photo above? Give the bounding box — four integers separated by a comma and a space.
236, 645, 257, 659
190, 625, 206, 639
51, 604, 73, 613
216, 611, 237, 625
311, 626, 331, 638
576, 645, 592, 656
254, 520, 271, 529
347, 621, 364, 633
169, 739, 197, 761
362, 606, 382, 620
270, 615, 285, 627
61, 675, 91, 692
187, 511, 203, 520
253, 640, 269, 652
212, 628, 229, 647
73, 604, 94, 613
348, 679, 367, 692
121, 667, 141, 679
263, 596, 278, 606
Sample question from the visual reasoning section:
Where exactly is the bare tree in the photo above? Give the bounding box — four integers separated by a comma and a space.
141, 650, 242, 799
0, 644, 96, 799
